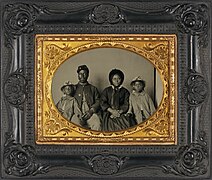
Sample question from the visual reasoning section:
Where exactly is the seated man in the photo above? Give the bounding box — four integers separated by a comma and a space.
71, 65, 101, 131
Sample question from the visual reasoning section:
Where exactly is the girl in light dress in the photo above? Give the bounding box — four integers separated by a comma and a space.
56, 81, 82, 123
127, 76, 156, 124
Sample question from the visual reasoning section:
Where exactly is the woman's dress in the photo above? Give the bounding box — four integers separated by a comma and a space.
100, 86, 132, 131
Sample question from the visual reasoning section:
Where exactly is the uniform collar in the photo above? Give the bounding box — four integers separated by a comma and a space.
78, 82, 89, 86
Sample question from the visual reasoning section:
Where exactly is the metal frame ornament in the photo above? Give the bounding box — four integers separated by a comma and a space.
35, 34, 177, 145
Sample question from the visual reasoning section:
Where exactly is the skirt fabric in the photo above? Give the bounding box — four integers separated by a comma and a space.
102, 112, 131, 131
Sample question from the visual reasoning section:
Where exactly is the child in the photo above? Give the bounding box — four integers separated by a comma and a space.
56, 81, 82, 122
127, 76, 156, 124
100, 69, 131, 131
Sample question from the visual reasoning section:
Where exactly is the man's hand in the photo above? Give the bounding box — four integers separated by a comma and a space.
82, 109, 94, 121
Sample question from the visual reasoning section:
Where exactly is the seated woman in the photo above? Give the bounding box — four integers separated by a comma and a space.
100, 69, 132, 131
127, 76, 156, 124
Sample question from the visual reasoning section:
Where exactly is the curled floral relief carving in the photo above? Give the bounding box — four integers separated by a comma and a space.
144, 119, 169, 136
162, 131, 208, 177
44, 44, 72, 69
3, 3, 53, 47
4, 133, 49, 177
4, 3, 38, 47
143, 43, 169, 60
165, 4, 208, 47
185, 69, 208, 110
84, 153, 128, 175
89, 4, 126, 24
3, 68, 27, 110
44, 111, 72, 136
4, 4, 36, 35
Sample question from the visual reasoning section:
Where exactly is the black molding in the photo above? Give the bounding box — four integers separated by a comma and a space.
3, 132, 49, 177
88, 4, 127, 24
3, 3, 209, 47
185, 69, 208, 110
3, 3, 45, 48
165, 3, 209, 48
83, 152, 129, 175
3, 68, 27, 111
1, 1, 211, 179
162, 131, 208, 177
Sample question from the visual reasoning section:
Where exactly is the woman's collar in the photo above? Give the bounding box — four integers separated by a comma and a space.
111, 85, 122, 89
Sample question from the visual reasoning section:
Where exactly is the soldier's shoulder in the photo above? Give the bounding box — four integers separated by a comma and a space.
88, 83, 99, 90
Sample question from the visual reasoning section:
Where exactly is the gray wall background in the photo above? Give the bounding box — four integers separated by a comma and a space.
52, 48, 163, 107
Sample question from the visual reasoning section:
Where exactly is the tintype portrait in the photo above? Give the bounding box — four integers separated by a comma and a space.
52, 48, 163, 132
35, 34, 177, 145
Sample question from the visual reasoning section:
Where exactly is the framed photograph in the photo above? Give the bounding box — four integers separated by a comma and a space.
0, 0, 211, 179
35, 34, 177, 145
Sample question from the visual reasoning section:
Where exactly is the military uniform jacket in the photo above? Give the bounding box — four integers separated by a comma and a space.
74, 83, 100, 113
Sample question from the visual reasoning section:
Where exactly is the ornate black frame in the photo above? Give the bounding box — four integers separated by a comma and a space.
0, 0, 211, 179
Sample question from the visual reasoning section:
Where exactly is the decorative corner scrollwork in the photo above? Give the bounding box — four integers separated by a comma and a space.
162, 131, 208, 177
3, 68, 27, 110
3, 3, 49, 48
143, 119, 169, 136
83, 152, 129, 175
44, 111, 72, 136
89, 4, 126, 24
185, 69, 208, 110
3, 132, 50, 177
165, 3, 209, 47
44, 43, 72, 69
143, 43, 169, 60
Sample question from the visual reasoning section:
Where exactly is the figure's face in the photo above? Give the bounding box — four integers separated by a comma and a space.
63, 86, 73, 95
133, 81, 144, 92
112, 74, 122, 87
78, 70, 89, 83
